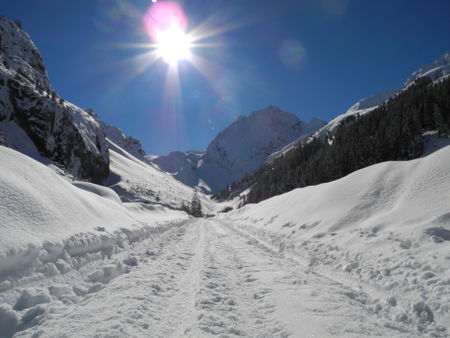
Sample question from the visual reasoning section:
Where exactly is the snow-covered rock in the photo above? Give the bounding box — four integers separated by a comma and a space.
151, 150, 205, 188
99, 119, 149, 163
152, 106, 325, 193
0, 15, 109, 182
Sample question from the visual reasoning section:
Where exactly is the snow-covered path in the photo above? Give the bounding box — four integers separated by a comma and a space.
10, 219, 421, 338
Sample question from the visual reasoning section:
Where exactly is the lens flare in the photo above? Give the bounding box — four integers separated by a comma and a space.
143, 2, 192, 66
107, 0, 258, 135
155, 27, 192, 66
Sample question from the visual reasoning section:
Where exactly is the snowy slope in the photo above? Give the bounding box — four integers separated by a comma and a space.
405, 52, 450, 87
0, 145, 189, 278
311, 51, 450, 140
222, 145, 450, 336
152, 106, 324, 193
104, 139, 215, 212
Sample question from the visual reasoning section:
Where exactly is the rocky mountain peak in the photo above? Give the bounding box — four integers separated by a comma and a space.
0, 16, 51, 92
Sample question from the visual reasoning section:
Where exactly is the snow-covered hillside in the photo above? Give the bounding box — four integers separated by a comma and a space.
0, 145, 189, 279
311, 51, 450, 140
104, 139, 214, 212
405, 52, 450, 87
221, 144, 450, 336
152, 106, 324, 193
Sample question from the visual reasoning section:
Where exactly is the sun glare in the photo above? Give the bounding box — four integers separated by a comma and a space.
156, 28, 192, 66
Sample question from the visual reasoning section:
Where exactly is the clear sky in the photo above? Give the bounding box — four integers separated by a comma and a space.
1, 0, 449, 155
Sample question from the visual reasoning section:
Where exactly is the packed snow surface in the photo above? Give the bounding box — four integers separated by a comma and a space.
1, 218, 437, 338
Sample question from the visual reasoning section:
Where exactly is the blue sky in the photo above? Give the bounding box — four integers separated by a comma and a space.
1, 0, 449, 155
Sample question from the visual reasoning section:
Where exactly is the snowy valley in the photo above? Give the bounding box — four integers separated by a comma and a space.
0, 13, 449, 338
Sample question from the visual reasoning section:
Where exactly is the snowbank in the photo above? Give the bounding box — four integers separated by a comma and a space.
223, 145, 450, 335
0, 146, 188, 280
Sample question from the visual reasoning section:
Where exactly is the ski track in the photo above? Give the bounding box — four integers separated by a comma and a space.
10, 219, 421, 338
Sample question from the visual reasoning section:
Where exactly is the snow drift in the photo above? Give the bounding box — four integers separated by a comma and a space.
0, 145, 188, 280
223, 145, 450, 335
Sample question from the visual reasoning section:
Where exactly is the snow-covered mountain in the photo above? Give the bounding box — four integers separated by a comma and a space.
405, 52, 450, 87
312, 51, 450, 140
0, 16, 109, 183
152, 106, 325, 193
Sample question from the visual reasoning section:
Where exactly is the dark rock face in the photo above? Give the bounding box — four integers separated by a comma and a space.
0, 16, 109, 182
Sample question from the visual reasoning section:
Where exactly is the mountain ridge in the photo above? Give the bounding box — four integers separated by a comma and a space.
151, 105, 325, 194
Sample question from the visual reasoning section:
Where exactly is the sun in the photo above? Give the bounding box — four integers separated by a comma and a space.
155, 27, 192, 66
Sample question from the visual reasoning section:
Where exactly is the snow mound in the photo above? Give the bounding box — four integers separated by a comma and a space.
0, 305, 18, 338
13, 288, 51, 311
71, 181, 121, 204
223, 145, 450, 334
0, 145, 188, 280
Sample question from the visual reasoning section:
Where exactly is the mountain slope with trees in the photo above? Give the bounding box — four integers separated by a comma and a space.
215, 76, 450, 204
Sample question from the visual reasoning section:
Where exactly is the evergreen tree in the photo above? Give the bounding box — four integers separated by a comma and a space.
190, 190, 203, 217
13, 20, 22, 29
433, 104, 449, 137
180, 201, 189, 213
0, 130, 6, 146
